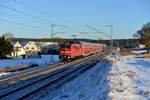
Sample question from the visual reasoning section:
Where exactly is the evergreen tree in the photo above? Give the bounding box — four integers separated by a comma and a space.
0, 36, 13, 59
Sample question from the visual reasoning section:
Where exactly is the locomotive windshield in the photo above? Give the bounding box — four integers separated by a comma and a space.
60, 42, 71, 48
60, 41, 81, 49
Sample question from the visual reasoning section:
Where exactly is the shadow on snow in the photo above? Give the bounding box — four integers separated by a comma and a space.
127, 59, 150, 68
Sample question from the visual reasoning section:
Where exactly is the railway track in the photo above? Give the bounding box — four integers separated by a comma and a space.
0, 63, 62, 81
0, 50, 110, 100
0, 62, 64, 87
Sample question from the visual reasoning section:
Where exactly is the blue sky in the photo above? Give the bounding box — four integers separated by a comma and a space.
0, 0, 149, 39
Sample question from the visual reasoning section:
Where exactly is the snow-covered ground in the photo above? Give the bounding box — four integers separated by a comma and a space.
38, 55, 150, 100
0, 55, 60, 77
0, 55, 60, 69
108, 55, 150, 100
121, 56, 150, 99
132, 50, 147, 55
39, 60, 112, 100
1, 54, 149, 100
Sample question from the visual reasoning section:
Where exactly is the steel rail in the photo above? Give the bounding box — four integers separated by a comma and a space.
0, 50, 110, 99
0, 50, 109, 87
21, 52, 109, 100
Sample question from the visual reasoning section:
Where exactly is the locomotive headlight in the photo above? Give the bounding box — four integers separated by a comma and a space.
68, 56, 70, 58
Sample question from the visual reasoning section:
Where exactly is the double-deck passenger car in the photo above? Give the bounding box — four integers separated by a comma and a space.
59, 41, 106, 61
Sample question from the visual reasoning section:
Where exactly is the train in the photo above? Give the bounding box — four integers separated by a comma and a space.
59, 40, 107, 61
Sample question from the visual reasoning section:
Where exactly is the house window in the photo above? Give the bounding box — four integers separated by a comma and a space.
26, 47, 29, 49
32, 47, 34, 49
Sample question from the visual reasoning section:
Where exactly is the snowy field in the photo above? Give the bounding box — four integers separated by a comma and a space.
108, 55, 150, 100
121, 56, 150, 99
0, 55, 60, 69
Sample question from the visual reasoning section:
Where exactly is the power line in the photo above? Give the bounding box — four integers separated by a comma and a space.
86, 25, 113, 52
13, 0, 83, 37
13, 0, 82, 34
50, 24, 66, 38
86, 25, 111, 38
0, 4, 54, 24
0, 11, 50, 25
65, 26, 79, 33
0, 2, 84, 38
0, 19, 46, 29
13, 0, 54, 17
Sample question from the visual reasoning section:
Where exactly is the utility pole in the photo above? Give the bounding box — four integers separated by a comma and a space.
50, 24, 56, 39
50, 24, 55, 63
106, 24, 113, 52
50, 24, 65, 63
51, 24, 65, 39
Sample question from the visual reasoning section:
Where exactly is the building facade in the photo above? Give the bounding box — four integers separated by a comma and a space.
12, 41, 26, 57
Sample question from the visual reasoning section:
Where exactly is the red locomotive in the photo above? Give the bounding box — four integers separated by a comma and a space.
59, 41, 107, 61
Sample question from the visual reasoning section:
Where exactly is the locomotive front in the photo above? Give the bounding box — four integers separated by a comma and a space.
59, 42, 72, 61
59, 41, 83, 62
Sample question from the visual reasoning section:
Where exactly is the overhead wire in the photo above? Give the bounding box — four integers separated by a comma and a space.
0, 1, 83, 38
0, 19, 46, 29
13, 0, 81, 35
13, 0, 54, 17
0, 11, 50, 25
0, 4, 54, 24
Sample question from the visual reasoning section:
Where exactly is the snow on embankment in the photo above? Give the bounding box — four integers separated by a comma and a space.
0, 55, 59, 69
0, 55, 60, 77
108, 56, 150, 100
41, 60, 112, 100
132, 50, 147, 55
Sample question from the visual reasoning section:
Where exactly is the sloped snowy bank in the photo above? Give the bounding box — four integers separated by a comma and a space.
44, 55, 149, 100
39, 60, 112, 100
108, 55, 150, 100
0, 55, 60, 77
0, 55, 60, 69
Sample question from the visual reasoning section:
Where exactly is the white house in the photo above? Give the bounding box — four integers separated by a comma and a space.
11, 41, 59, 57
24, 41, 41, 53
12, 41, 26, 57
139, 44, 145, 49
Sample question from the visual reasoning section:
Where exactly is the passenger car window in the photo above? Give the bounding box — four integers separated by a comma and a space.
75, 44, 81, 48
